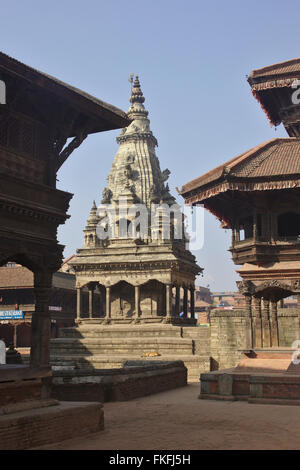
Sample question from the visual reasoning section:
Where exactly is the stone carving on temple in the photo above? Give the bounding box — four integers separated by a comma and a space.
71, 76, 201, 324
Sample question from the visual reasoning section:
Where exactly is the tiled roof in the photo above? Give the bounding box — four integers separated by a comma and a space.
249, 58, 300, 80
180, 138, 300, 201
231, 139, 300, 178
0, 266, 75, 289
249, 58, 300, 81
0, 266, 33, 288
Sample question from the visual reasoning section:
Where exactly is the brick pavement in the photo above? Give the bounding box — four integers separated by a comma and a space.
33, 383, 300, 450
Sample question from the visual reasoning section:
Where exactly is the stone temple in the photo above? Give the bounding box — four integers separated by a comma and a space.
71, 76, 201, 324
50, 77, 209, 380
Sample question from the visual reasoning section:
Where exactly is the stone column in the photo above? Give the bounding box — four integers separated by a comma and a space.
252, 296, 262, 348
175, 286, 180, 317
135, 285, 140, 319
183, 287, 188, 318
166, 284, 172, 320
105, 286, 111, 321
270, 299, 279, 347
76, 287, 82, 321
30, 270, 52, 367
244, 294, 253, 349
190, 287, 195, 319
88, 284, 95, 319
262, 298, 271, 347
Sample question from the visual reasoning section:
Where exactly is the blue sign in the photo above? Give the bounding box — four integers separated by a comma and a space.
0, 310, 23, 320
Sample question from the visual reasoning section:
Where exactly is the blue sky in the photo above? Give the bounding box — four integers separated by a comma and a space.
1, 0, 298, 290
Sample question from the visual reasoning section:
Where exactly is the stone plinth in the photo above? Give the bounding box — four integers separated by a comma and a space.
51, 360, 187, 402
199, 348, 300, 405
50, 323, 211, 382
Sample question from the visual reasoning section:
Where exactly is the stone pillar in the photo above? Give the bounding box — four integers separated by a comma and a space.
76, 287, 82, 321
88, 284, 95, 319
270, 299, 279, 347
183, 287, 188, 318
30, 270, 52, 367
175, 286, 180, 317
244, 294, 253, 349
262, 298, 271, 348
190, 287, 195, 319
105, 286, 111, 320
166, 284, 172, 319
135, 285, 140, 318
252, 296, 262, 348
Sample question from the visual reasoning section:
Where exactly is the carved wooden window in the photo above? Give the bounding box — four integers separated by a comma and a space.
8, 117, 21, 150
2, 114, 36, 158
21, 120, 35, 156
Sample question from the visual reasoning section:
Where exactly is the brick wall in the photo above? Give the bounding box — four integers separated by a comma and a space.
210, 310, 248, 370
209, 308, 300, 371
51, 361, 187, 402
278, 308, 299, 346
0, 402, 104, 450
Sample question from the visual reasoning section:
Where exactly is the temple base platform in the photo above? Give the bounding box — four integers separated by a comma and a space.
50, 322, 210, 382
0, 365, 103, 449
200, 348, 300, 405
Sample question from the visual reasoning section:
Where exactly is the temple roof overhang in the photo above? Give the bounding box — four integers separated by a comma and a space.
248, 57, 300, 127
0, 51, 131, 136
180, 138, 300, 227
181, 137, 300, 202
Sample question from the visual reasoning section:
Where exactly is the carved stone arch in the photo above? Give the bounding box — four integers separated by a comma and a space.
254, 280, 293, 301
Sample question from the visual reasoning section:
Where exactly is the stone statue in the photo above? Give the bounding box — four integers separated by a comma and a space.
101, 187, 113, 204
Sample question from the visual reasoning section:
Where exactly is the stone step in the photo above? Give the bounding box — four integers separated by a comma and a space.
182, 326, 210, 340
49, 354, 209, 382
59, 325, 186, 339
51, 337, 195, 356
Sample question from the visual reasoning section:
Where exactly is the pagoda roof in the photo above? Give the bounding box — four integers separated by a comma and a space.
0, 51, 130, 135
180, 138, 300, 205
248, 57, 300, 126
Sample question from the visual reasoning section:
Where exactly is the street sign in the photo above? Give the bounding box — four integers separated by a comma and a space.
0, 310, 23, 320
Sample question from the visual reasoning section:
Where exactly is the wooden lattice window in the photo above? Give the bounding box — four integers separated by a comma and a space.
21, 120, 35, 156
6, 115, 36, 157
8, 116, 21, 151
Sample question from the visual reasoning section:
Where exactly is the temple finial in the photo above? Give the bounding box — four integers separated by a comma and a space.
130, 75, 145, 104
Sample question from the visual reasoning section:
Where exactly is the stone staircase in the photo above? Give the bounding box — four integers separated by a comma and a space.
50, 323, 211, 382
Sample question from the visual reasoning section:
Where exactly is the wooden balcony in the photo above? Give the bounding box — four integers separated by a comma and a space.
230, 236, 300, 265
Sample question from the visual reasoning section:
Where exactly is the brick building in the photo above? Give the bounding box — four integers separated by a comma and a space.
0, 263, 94, 347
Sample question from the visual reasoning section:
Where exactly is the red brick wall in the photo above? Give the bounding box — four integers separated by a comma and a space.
0, 402, 104, 450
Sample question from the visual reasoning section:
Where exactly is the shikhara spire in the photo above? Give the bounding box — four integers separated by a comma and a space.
72, 75, 201, 324
100, 75, 174, 210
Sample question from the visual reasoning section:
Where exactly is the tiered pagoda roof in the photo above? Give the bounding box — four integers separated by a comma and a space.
180, 137, 300, 205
